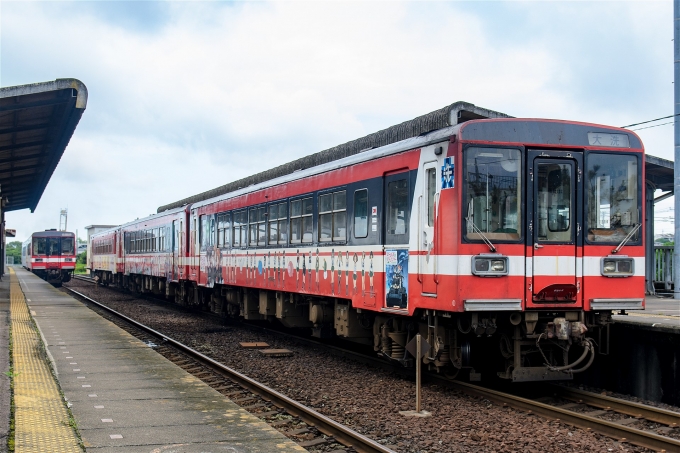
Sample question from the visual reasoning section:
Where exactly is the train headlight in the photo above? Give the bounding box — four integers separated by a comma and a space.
491, 260, 506, 272
601, 256, 634, 277
472, 254, 509, 277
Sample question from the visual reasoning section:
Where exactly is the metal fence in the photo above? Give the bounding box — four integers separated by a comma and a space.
654, 246, 674, 292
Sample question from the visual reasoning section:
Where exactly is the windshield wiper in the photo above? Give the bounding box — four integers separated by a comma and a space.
466, 202, 496, 252
612, 223, 642, 254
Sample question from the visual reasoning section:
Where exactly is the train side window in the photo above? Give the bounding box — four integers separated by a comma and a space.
233, 210, 246, 247
291, 197, 313, 244
386, 179, 409, 238
354, 189, 368, 238
217, 213, 231, 248
269, 202, 288, 245
319, 191, 346, 242
249, 208, 266, 247
257, 207, 266, 246
278, 202, 288, 244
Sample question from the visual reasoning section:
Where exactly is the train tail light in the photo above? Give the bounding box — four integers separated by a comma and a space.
471, 254, 509, 277
601, 256, 634, 277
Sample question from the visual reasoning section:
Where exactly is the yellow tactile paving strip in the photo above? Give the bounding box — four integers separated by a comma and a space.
10, 268, 81, 452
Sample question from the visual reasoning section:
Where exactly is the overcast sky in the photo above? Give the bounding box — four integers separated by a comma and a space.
1, 0, 674, 243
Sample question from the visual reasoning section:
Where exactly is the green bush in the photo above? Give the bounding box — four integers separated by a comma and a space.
74, 263, 87, 275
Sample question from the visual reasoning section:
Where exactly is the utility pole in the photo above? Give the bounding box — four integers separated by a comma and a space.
674, 0, 680, 299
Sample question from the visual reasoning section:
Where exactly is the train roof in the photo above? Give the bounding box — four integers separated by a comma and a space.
31, 230, 75, 238
91, 205, 188, 238
157, 101, 511, 212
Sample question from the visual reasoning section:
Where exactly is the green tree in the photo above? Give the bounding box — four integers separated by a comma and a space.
5, 241, 22, 265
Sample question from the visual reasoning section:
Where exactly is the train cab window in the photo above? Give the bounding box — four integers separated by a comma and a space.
268, 202, 288, 245
217, 213, 231, 248
386, 179, 409, 242
464, 147, 522, 241
233, 210, 247, 247
354, 189, 368, 238
586, 153, 640, 243
290, 197, 313, 244
62, 238, 74, 255
319, 191, 346, 242
34, 237, 46, 255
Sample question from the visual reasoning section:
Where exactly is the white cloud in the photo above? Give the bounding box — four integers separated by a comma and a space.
1, 1, 672, 242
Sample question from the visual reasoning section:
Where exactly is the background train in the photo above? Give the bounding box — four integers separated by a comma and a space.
22, 230, 76, 285
89, 102, 645, 382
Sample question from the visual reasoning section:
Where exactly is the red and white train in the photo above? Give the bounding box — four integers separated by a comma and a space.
22, 230, 76, 285
90, 102, 645, 382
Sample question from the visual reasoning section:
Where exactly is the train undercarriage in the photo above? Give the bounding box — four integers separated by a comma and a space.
33, 268, 72, 286
93, 270, 609, 382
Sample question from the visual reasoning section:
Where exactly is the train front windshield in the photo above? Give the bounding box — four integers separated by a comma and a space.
586, 153, 640, 243
464, 147, 522, 241
32, 237, 74, 256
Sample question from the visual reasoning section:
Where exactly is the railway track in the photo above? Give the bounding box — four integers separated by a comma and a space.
434, 379, 680, 453
64, 285, 396, 453
69, 276, 680, 452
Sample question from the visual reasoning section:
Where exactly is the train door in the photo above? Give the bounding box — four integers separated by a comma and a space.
191, 210, 199, 279
419, 162, 439, 295
384, 171, 411, 310
528, 150, 583, 308
172, 219, 179, 281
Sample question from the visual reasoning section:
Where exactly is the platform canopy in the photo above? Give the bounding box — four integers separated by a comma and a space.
0, 79, 87, 212
645, 154, 674, 194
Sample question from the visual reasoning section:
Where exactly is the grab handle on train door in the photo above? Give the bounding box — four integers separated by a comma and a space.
534, 243, 544, 250
417, 196, 422, 283
434, 192, 440, 284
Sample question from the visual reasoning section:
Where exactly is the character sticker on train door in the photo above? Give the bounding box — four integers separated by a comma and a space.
385, 249, 408, 309
441, 157, 454, 189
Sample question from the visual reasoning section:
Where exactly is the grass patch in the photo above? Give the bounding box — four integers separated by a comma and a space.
74, 264, 87, 275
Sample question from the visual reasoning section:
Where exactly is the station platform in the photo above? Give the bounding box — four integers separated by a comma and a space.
612, 295, 680, 333
7, 267, 306, 453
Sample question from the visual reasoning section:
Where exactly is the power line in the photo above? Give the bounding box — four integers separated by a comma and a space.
621, 114, 679, 129
631, 121, 674, 131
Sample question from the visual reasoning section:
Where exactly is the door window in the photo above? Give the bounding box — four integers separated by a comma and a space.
536, 162, 573, 242
386, 178, 409, 244
354, 189, 368, 238
427, 168, 436, 227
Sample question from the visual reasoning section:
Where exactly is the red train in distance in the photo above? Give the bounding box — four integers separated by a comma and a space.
22, 230, 76, 286
89, 102, 645, 382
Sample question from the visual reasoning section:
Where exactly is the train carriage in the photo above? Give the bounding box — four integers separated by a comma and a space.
90, 206, 190, 295
90, 102, 645, 382
22, 230, 76, 285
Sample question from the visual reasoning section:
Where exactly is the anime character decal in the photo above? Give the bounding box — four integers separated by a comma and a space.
204, 245, 224, 288
385, 249, 408, 309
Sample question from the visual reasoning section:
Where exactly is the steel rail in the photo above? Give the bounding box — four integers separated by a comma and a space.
64, 287, 396, 453
552, 385, 680, 427
440, 379, 680, 453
